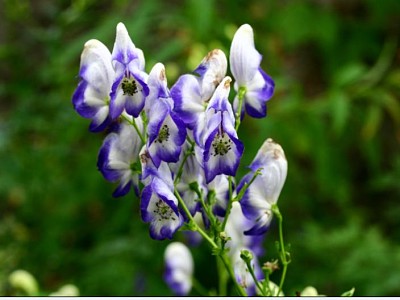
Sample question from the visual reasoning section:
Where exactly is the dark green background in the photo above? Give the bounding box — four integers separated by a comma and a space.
1, 0, 399, 296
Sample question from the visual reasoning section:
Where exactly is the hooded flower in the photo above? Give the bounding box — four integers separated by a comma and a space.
164, 242, 194, 296
146, 63, 187, 167
202, 77, 244, 183
238, 138, 287, 235
171, 49, 227, 145
72, 39, 114, 132
97, 114, 144, 197
109, 23, 149, 119
230, 24, 275, 118
140, 176, 184, 240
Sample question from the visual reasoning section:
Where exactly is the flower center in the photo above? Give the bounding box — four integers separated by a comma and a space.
155, 125, 170, 144
153, 199, 176, 221
121, 77, 139, 96
211, 132, 232, 156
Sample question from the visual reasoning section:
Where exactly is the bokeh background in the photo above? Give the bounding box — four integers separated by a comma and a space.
1, 0, 400, 296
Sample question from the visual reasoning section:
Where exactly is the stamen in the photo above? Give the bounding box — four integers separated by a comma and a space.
211, 132, 232, 156
121, 76, 139, 96
155, 124, 170, 144
153, 199, 175, 221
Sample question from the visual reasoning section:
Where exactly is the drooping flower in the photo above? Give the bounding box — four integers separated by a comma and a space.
109, 23, 149, 119
164, 242, 194, 296
72, 39, 114, 132
238, 138, 287, 235
202, 77, 244, 183
140, 177, 183, 240
230, 24, 275, 118
171, 49, 227, 145
97, 114, 144, 197
146, 63, 187, 167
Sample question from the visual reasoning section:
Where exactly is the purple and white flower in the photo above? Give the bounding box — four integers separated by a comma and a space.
72, 39, 114, 132
140, 176, 183, 240
238, 138, 287, 235
164, 242, 193, 296
230, 24, 275, 118
109, 23, 149, 119
146, 63, 187, 167
202, 77, 244, 183
171, 49, 227, 145
97, 114, 144, 197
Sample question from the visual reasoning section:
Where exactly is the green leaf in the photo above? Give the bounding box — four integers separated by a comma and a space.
341, 287, 355, 297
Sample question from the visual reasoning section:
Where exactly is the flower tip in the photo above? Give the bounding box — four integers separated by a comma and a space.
236, 24, 254, 37
261, 138, 286, 160
153, 62, 166, 81
116, 22, 127, 32
222, 76, 232, 88
83, 39, 103, 51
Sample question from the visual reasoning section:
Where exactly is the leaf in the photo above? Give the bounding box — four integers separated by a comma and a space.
341, 287, 355, 297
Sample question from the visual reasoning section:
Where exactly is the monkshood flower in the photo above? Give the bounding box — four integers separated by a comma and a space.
171, 49, 227, 145
238, 138, 287, 235
72, 39, 114, 132
109, 23, 149, 119
140, 176, 184, 240
146, 63, 186, 167
97, 114, 144, 197
164, 242, 194, 296
203, 77, 244, 183
139, 145, 173, 188
230, 24, 275, 118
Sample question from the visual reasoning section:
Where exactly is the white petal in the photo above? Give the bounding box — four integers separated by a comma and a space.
81, 39, 114, 95
230, 24, 262, 86
165, 242, 194, 275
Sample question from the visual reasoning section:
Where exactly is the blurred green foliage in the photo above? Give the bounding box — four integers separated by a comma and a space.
1, 0, 399, 296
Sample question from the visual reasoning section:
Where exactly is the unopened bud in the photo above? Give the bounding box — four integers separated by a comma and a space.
240, 249, 253, 263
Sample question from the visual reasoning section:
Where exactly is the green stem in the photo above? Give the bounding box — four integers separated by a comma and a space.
272, 204, 289, 296
262, 271, 273, 296
233, 168, 262, 202
174, 190, 218, 248
244, 260, 265, 296
174, 140, 195, 185
174, 189, 246, 296
235, 86, 246, 131
194, 185, 217, 229
219, 254, 247, 296
220, 176, 233, 232
216, 256, 228, 296
122, 114, 146, 144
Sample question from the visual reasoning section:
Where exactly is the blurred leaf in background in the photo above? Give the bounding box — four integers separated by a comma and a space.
0, 0, 399, 296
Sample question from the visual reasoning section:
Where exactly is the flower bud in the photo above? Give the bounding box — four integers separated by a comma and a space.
238, 138, 287, 235
164, 242, 194, 296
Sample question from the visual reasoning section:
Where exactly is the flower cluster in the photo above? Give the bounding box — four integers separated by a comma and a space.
72, 23, 286, 296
